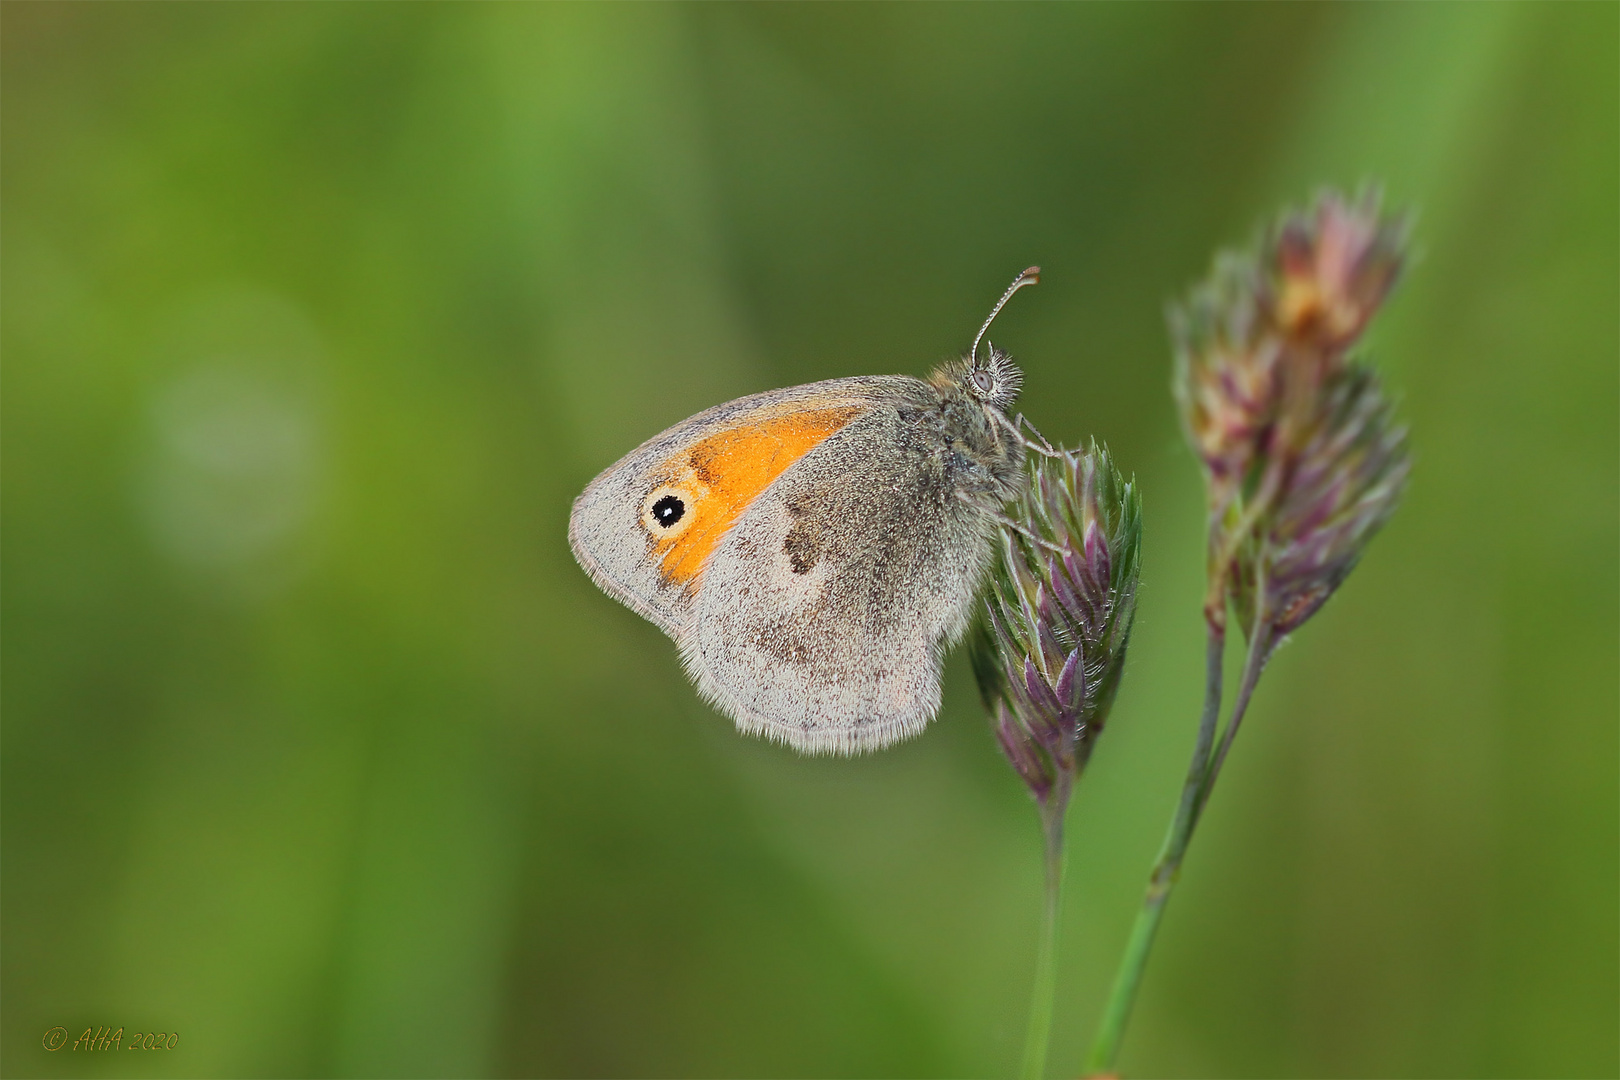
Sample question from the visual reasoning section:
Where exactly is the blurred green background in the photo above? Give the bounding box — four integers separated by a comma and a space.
4, 4, 1615, 1078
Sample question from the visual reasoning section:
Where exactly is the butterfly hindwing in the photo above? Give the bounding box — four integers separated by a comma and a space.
679, 383, 999, 753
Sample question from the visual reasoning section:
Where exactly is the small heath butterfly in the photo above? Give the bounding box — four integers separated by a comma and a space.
569, 268, 1040, 754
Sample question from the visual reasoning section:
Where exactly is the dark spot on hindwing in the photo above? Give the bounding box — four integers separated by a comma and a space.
782, 500, 823, 575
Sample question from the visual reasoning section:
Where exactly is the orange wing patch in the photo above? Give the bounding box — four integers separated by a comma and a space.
649, 407, 863, 588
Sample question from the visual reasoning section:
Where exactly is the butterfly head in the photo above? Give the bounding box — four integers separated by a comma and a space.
929, 346, 1023, 413
965, 344, 1024, 410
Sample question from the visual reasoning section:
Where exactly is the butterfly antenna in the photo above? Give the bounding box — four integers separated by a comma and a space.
972, 265, 1041, 368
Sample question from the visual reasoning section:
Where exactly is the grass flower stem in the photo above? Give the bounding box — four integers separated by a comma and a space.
1021, 782, 1071, 1080
1084, 626, 1225, 1076
1088, 601, 1278, 1075
1199, 621, 1274, 824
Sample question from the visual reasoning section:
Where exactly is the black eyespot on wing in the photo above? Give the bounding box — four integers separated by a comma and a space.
652, 494, 685, 528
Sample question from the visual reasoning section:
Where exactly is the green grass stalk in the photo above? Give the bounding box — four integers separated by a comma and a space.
1086, 614, 1274, 1075
1084, 628, 1223, 1074
1021, 779, 1070, 1080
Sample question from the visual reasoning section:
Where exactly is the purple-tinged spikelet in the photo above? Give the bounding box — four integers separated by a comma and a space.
973, 442, 1142, 809
1173, 189, 1411, 644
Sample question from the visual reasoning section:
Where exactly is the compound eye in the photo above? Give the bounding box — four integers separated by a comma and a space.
971, 368, 996, 396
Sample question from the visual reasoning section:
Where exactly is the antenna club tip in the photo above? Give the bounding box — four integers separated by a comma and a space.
971, 264, 1044, 362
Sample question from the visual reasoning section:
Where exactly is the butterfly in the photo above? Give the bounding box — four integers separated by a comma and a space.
569, 268, 1039, 753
